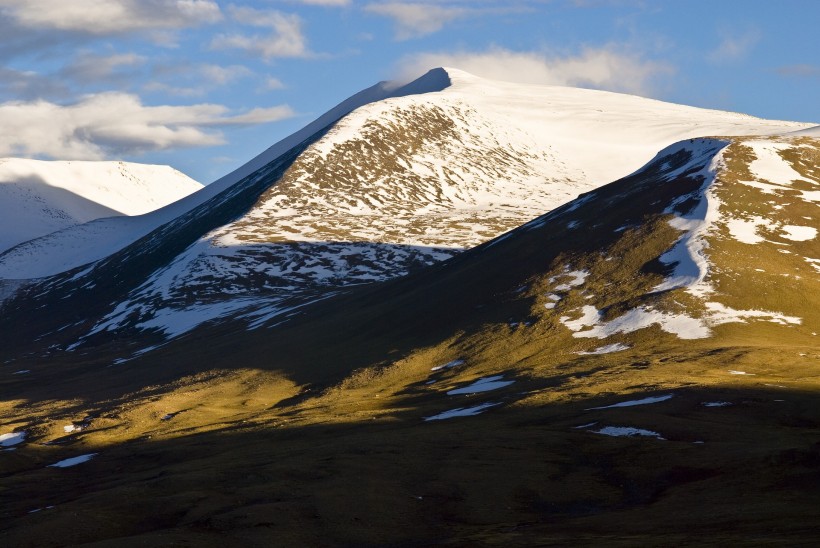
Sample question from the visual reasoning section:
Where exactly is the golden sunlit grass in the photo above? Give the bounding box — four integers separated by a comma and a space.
2, 136, 818, 545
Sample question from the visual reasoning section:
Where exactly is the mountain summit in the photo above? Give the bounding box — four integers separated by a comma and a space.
0, 68, 811, 359
1, 69, 818, 546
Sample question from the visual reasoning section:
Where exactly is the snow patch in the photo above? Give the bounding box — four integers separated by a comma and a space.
653, 140, 729, 297
48, 453, 97, 468
746, 140, 805, 185
0, 431, 26, 447
562, 305, 709, 340
780, 225, 817, 241
587, 394, 673, 410
431, 359, 465, 372
424, 402, 499, 421
705, 302, 801, 326
592, 426, 665, 440
446, 375, 514, 395
576, 343, 630, 355
725, 216, 775, 244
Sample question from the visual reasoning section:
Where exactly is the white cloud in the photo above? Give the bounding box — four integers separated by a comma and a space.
0, 67, 70, 100
397, 46, 673, 96
211, 6, 309, 59
365, 3, 469, 39
212, 105, 296, 125
708, 28, 760, 63
143, 63, 255, 97
60, 52, 146, 83
199, 64, 253, 85
0, 93, 296, 159
262, 76, 287, 90
0, 0, 221, 35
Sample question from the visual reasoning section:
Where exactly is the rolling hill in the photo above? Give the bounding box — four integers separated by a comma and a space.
0, 69, 818, 545
0, 69, 810, 363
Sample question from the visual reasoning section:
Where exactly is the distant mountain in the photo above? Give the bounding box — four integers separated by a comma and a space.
0, 158, 201, 255
1, 68, 811, 364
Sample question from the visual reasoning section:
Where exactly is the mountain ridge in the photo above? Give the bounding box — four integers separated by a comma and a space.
0, 68, 815, 366
0, 70, 818, 545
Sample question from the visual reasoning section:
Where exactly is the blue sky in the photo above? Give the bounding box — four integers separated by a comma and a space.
1, 0, 817, 183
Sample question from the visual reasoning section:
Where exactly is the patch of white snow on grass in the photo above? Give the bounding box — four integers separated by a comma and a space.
48, 453, 97, 468
705, 302, 801, 326
563, 305, 709, 340
576, 343, 630, 355
0, 431, 26, 447
561, 298, 800, 342
780, 225, 817, 241
587, 394, 672, 410
424, 402, 499, 421
544, 293, 562, 309
746, 140, 805, 185
560, 305, 601, 332
447, 375, 514, 395
431, 359, 465, 372
725, 216, 775, 244
805, 258, 820, 273
593, 426, 665, 440
653, 140, 729, 297
552, 269, 589, 292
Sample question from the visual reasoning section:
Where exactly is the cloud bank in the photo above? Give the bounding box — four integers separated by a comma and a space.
398, 47, 673, 96
0, 93, 295, 159
0, 0, 221, 35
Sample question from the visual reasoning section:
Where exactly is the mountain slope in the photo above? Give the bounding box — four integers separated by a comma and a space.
1, 134, 817, 545
3, 69, 809, 282
0, 159, 201, 254
0, 70, 452, 282
2, 69, 812, 361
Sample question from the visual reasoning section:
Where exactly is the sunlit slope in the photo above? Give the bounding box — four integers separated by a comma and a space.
85, 70, 811, 342
2, 69, 812, 361
1, 135, 817, 545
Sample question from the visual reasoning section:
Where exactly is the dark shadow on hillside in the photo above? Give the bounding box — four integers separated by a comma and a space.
2, 385, 820, 546
0, 144, 724, 408
0, 126, 334, 353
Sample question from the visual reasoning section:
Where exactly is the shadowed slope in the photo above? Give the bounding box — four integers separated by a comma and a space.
1, 134, 817, 545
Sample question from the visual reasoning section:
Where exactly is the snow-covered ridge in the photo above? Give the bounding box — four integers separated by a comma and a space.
555, 135, 817, 342
0, 69, 453, 281
0, 159, 201, 254
5, 69, 817, 352
1, 68, 812, 282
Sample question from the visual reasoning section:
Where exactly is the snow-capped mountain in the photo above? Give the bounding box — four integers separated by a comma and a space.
0, 159, 201, 255
0, 68, 813, 359
1, 70, 818, 546
2, 129, 817, 547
